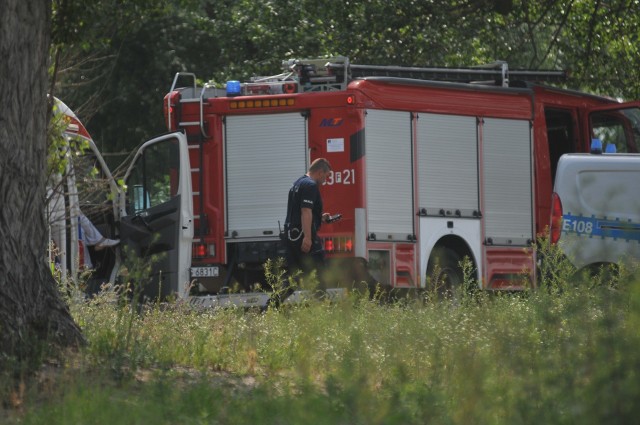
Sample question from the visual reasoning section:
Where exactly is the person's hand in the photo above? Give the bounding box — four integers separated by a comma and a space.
301, 235, 312, 253
322, 213, 331, 223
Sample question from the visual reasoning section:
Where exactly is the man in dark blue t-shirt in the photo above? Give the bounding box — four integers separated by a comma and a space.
284, 158, 332, 274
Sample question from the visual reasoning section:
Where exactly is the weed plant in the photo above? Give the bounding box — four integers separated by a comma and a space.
8, 246, 640, 425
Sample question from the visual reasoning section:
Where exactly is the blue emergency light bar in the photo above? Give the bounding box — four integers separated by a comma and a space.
226, 80, 241, 97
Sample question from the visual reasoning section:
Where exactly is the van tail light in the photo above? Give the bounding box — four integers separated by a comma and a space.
550, 192, 563, 245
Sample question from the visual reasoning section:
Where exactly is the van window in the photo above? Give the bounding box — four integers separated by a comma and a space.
126, 138, 181, 215
545, 108, 576, 183
590, 107, 640, 153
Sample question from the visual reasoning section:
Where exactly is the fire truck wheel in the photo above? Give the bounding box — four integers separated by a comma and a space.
427, 246, 464, 299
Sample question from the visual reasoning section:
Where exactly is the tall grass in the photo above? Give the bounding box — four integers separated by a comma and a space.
8, 252, 640, 424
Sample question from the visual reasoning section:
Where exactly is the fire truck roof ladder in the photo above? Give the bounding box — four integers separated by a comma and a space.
325, 59, 567, 88
250, 56, 566, 90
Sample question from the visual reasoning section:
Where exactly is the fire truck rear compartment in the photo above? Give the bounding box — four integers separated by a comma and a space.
363, 109, 534, 289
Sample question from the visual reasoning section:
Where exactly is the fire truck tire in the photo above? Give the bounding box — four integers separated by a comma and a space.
426, 246, 464, 298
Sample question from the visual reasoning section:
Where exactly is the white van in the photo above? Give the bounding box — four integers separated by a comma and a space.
48, 98, 193, 299
550, 152, 640, 271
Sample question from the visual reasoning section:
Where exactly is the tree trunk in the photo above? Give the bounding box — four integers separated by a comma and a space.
0, 0, 84, 364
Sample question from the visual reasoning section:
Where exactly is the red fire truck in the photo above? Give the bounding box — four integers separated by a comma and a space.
122, 56, 639, 305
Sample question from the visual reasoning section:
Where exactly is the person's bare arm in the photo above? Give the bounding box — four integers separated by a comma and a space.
301, 208, 312, 253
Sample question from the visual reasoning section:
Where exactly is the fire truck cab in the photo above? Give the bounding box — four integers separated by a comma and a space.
156, 56, 639, 303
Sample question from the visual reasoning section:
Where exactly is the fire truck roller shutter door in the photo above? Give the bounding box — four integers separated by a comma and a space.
416, 114, 479, 217
364, 110, 414, 240
482, 118, 534, 246
225, 113, 308, 239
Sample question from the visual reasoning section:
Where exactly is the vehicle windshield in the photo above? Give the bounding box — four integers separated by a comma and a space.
590, 107, 640, 153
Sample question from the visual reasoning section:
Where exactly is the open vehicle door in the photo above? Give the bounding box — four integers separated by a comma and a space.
119, 132, 193, 300
587, 101, 640, 153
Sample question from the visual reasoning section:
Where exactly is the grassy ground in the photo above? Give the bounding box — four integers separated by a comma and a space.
4, 257, 640, 424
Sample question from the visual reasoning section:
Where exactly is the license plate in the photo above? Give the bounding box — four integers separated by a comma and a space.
190, 266, 219, 278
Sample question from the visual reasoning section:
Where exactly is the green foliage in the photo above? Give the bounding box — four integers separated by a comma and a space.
9, 261, 640, 424
63, 243, 168, 382
536, 234, 579, 292
50, 0, 225, 163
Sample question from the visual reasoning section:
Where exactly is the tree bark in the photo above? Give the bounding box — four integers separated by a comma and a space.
0, 0, 84, 364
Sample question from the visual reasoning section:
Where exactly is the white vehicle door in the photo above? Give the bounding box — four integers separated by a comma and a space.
119, 132, 193, 300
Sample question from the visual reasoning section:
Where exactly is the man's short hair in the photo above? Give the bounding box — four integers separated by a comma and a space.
309, 158, 332, 173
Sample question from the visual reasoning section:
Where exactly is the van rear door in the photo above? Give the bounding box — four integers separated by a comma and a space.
119, 132, 194, 300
